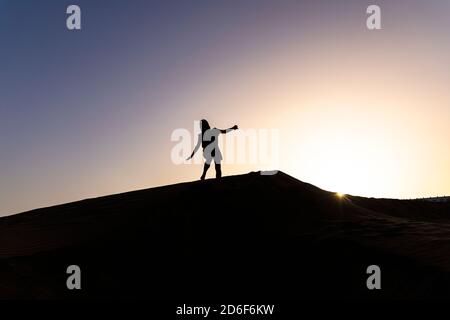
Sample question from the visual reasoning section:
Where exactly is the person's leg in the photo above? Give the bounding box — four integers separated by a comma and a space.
201, 163, 210, 180
215, 162, 222, 179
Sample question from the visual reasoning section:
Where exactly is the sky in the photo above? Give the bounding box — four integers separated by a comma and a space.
0, 0, 449, 216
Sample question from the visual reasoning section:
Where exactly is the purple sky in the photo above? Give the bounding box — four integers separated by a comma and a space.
1, 0, 449, 215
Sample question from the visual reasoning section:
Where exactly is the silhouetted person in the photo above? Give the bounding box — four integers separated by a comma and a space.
187, 119, 238, 180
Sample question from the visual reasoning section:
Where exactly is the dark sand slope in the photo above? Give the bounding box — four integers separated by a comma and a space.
1, 171, 450, 299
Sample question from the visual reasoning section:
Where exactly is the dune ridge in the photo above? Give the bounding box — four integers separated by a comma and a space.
1, 171, 450, 299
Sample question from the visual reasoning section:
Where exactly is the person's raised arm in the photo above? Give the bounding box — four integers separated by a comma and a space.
218, 125, 238, 134
186, 133, 201, 160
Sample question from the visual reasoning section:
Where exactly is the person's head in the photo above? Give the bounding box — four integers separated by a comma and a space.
200, 119, 210, 134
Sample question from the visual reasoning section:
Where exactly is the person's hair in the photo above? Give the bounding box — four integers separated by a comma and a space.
200, 119, 211, 149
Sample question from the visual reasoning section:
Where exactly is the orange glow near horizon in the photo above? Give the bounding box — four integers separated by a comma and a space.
163, 28, 450, 200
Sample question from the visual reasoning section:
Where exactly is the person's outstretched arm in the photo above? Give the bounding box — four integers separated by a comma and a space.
218, 125, 238, 134
186, 133, 201, 160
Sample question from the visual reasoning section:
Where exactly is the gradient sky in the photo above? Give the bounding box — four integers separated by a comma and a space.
1, 0, 449, 216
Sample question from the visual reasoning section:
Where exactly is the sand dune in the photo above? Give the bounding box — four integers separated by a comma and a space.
0, 171, 449, 299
